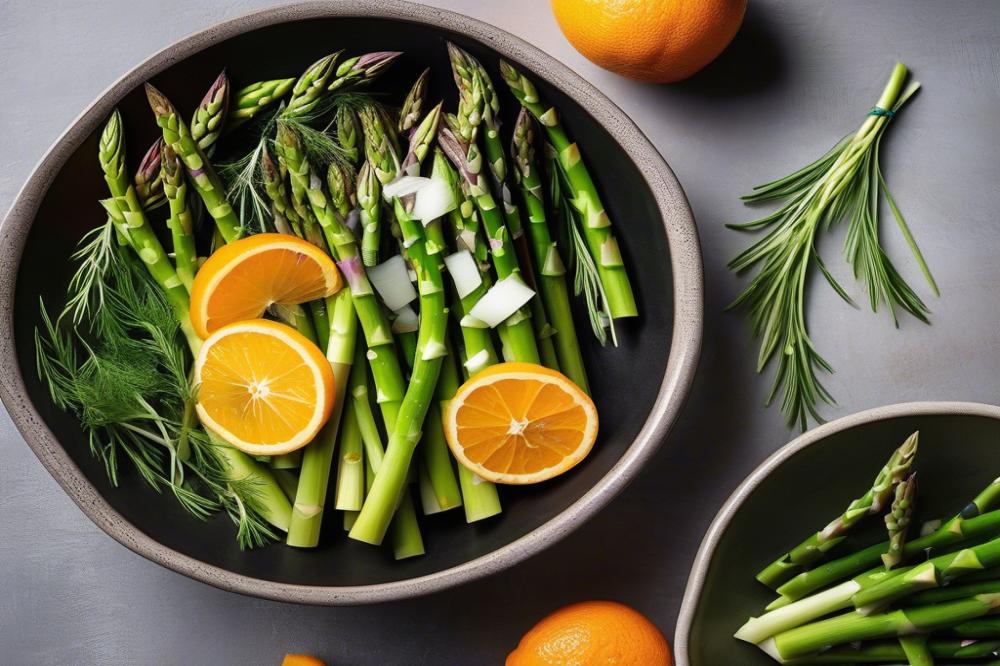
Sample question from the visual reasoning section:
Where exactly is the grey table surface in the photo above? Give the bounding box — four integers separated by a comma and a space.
1, 1, 998, 664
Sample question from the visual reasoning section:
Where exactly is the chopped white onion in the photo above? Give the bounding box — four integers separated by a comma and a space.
443, 250, 482, 298
383, 175, 431, 199
390, 304, 419, 334
367, 255, 417, 311
468, 275, 536, 328
413, 177, 457, 223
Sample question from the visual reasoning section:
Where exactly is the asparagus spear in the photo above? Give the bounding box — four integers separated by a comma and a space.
190, 69, 230, 152
909, 579, 1000, 606
500, 59, 637, 320
285, 52, 340, 118
229, 77, 295, 126
335, 336, 370, 513
146, 84, 243, 242
327, 51, 402, 93
351, 106, 449, 546
512, 108, 589, 391
898, 635, 934, 666
764, 593, 1000, 661
952, 616, 1000, 638
98, 111, 199, 352
757, 432, 919, 588
160, 144, 197, 291
399, 68, 430, 137
287, 288, 356, 547
438, 124, 541, 364
335, 105, 361, 164
883, 472, 917, 568
790, 638, 1000, 663
133, 138, 165, 210
260, 146, 303, 236
776, 482, 1000, 604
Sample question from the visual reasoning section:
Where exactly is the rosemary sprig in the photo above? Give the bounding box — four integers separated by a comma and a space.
728, 63, 935, 429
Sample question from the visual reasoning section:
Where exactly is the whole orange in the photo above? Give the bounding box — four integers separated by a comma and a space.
507, 600, 672, 666
550, 0, 747, 83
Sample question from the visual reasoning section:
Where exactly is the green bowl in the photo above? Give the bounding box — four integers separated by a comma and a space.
674, 402, 1000, 665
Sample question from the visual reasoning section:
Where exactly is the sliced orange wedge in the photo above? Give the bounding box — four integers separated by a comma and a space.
195, 319, 335, 456
190, 233, 341, 339
443, 362, 599, 484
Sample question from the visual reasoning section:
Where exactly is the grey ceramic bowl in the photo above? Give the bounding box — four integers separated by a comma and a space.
0, 1, 702, 604
674, 401, 1000, 665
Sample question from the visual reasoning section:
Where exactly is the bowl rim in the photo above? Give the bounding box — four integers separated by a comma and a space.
673, 400, 1000, 665
0, 0, 703, 605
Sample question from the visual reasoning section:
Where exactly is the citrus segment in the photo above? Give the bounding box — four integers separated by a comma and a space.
195, 319, 335, 456
444, 362, 598, 484
190, 233, 341, 339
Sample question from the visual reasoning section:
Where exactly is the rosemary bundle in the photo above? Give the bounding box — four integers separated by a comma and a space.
728, 62, 937, 429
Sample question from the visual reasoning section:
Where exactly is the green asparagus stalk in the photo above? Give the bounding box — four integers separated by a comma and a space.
190, 69, 230, 151
356, 161, 382, 267
349, 342, 384, 473
134, 138, 165, 209
512, 108, 589, 391
98, 111, 199, 352
335, 105, 361, 165
160, 144, 197, 291
883, 472, 917, 568
335, 359, 365, 512
229, 77, 295, 125
438, 124, 541, 364
765, 593, 1000, 660
909, 579, 1000, 606
399, 68, 430, 136
451, 45, 560, 369
327, 51, 402, 93
776, 484, 1000, 603
791, 638, 1000, 663
286, 287, 356, 547
260, 146, 303, 235
285, 52, 340, 118
899, 635, 934, 666
952, 616, 1000, 638
351, 106, 449, 545
757, 432, 919, 588
146, 84, 243, 242
445, 43, 483, 141
500, 59, 637, 320
273, 469, 299, 503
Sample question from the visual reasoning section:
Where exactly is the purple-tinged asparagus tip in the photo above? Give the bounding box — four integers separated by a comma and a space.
354, 51, 403, 72
201, 69, 229, 105
144, 83, 173, 117
136, 138, 163, 178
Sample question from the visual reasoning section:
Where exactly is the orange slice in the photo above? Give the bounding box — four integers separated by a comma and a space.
443, 362, 598, 484
190, 233, 341, 339
194, 319, 335, 456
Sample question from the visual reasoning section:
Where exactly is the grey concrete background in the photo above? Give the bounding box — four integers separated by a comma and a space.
1, 1, 997, 664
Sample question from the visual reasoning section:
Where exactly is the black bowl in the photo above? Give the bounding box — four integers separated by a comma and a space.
675, 402, 1000, 664
0, 1, 702, 604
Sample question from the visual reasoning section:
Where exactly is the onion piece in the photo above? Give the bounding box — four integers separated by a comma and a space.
413, 176, 457, 223
383, 175, 431, 199
443, 250, 482, 298
367, 255, 417, 311
391, 304, 419, 334
468, 275, 536, 328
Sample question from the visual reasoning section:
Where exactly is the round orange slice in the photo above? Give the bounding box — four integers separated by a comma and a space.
190, 233, 341, 339
443, 362, 599, 484
194, 319, 335, 456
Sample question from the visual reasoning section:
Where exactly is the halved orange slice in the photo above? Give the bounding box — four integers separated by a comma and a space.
194, 319, 335, 456
190, 233, 341, 339
443, 362, 599, 484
